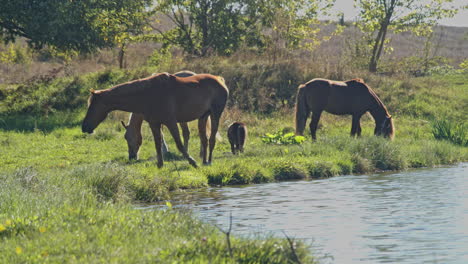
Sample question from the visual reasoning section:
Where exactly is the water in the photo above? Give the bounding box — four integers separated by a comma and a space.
144, 164, 468, 263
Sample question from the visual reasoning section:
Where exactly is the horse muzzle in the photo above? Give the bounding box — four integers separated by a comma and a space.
82, 124, 94, 134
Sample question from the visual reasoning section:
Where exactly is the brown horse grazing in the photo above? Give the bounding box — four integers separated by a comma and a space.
120, 112, 213, 160
295, 78, 394, 140
82, 72, 229, 168
227, 122, 247, 154
120, 71, 199, 160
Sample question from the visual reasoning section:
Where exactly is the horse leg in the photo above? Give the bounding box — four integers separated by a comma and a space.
351, 114, 362, 137
357, 122, 362, 137
149, 122, 164, 168
161, 129, 169, 154
207, 110, 222, 164
198, 116, 209, 164
203, 116, 212, 157
166, 121, 198, 168
310, 111, 322, 141
180, 122, 190, 152
230, 143, 236, 155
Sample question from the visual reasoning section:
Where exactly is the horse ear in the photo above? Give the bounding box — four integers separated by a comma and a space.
90, 88, 96, 94
120, 121, 128, 129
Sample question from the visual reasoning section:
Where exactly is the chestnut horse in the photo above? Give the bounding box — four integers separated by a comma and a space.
295, 78, 394, 140
120, 71, 201, 160
82, 72, 229, 168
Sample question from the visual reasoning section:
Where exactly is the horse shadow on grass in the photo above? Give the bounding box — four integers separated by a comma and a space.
0, 113, 82, 133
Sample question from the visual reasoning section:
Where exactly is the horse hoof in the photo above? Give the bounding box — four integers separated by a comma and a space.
203, 161, 212, 166
188, 159, 198, 168
157, 162, 163, 168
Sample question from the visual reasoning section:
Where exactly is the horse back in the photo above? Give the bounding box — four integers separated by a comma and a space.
300, 78, 374, 115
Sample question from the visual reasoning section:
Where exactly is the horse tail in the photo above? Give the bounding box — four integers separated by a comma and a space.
295, 85, 309, 135
214, 76, 228, 93
237, 124, 247, 152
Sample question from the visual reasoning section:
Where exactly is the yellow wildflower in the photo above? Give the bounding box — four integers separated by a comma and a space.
16, 247, 22, 254
0, 224, 6, 232
5, 219, 12, 226
39, 226, 47, 233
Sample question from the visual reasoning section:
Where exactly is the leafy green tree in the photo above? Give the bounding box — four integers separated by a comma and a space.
155, 0, 264, 56
355, 0, 458, 72
0, 0, 151, 55
154, 0, 336, 58
92, 2, 154, 68
257, 0, 335, 52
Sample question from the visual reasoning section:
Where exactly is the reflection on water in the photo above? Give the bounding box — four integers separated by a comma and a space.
142, 164, 468, 264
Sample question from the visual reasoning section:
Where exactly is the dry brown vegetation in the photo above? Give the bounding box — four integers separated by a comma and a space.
0, 24, 466, 85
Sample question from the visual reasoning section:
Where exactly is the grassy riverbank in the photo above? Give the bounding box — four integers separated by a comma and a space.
1, 64, 467, 262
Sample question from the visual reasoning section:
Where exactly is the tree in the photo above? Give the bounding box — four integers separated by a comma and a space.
154, 0, 337, 58
257, 0, 334, 51
0, 0, 151, 55
155, 0, 260, 56
92, 1, 154, 68
355, 0, 458, 72
254, 0, 336, 62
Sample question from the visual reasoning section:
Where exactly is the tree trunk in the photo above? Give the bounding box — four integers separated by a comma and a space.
200, 1, 210, 56
374, 23, 388, 70
369, 25, 385, 72
118, 43, 126, 69
369, 18, 390, 72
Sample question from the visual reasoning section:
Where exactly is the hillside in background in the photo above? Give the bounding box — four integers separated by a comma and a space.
319, 24, 468, 64
0, 24, 467, 85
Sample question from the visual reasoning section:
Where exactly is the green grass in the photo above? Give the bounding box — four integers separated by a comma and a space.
1, 61, 467, 263
431, 119, 467, 147
0, 165, 314, 263
1, 112, 466, 263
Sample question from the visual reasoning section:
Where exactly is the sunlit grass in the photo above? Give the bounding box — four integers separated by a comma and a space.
0, 66, 467, 262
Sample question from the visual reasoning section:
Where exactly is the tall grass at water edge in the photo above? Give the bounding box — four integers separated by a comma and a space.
0, 164, 315, 263
431, 119, 467, 147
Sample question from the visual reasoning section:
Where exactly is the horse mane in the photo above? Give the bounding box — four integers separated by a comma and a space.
348, 78, 390, 117
367, 85, 390, 117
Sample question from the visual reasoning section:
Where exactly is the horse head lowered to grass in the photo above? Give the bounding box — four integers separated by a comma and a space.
120, 70, 199, 160
82, 72, 229, 168
295, 78, 394, 140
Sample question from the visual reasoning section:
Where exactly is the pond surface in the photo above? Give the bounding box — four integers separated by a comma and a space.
142, 164, 468, 263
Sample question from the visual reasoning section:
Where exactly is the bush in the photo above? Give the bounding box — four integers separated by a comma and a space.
262, 131, 306, 145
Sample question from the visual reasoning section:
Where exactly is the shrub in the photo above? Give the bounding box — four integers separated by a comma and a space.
262, 131, 306, 145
